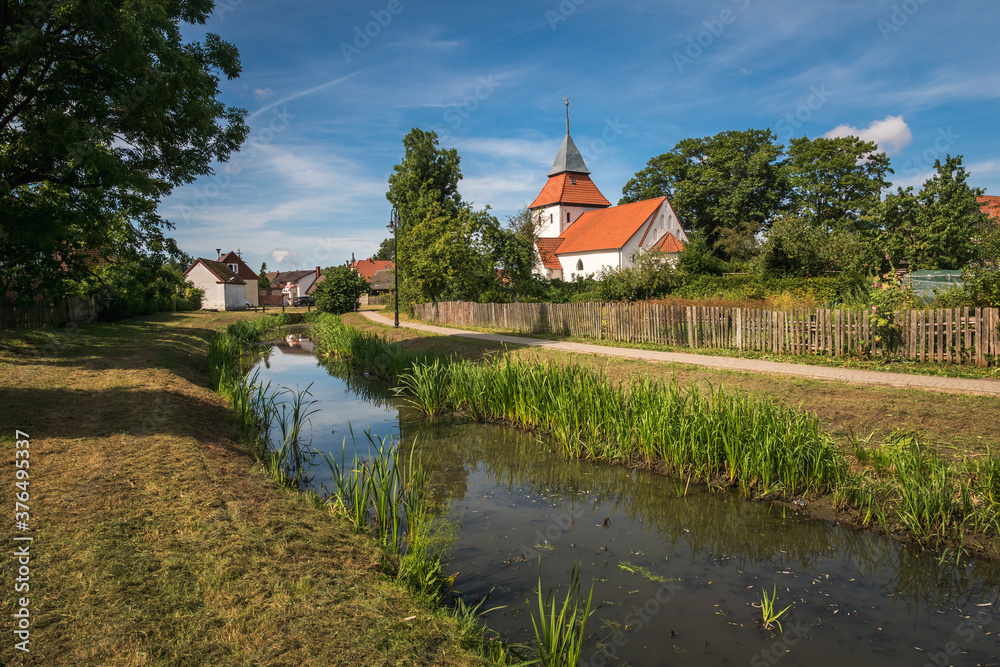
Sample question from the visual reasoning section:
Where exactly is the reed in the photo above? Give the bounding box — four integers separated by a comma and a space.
757, 586, 792, 633
529, 563, 594, 667
399, 356, 842, 500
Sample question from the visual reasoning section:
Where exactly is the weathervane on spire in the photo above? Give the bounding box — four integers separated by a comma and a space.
562, 97, 571, 134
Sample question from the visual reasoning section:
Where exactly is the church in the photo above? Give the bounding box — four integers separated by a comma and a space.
530, 113, 688, 281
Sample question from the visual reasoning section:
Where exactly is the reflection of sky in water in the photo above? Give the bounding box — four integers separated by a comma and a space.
252, 343, 1000, 667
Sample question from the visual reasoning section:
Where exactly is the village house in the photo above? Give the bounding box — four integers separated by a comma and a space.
531, 117, 688, 281
184, 258, 247, 310
265, 267, 323, 304
216, 251, 259, 306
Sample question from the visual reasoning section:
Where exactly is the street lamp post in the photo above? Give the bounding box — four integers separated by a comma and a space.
388, 208, 400, 328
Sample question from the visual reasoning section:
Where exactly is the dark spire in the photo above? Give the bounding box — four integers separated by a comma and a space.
548, 99, 590, 176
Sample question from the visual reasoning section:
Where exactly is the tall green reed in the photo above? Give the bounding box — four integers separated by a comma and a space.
530, 563, 594, 667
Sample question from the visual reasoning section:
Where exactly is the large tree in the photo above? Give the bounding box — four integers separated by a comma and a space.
875, 156, 986, 270
1, 0, 249, 301
385, 128, 463, 231
785, 136, 892, 232
620, 129, 789, 261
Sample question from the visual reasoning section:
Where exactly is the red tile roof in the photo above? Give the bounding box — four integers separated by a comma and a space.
653, 232, 686, 253
556, 198, 666, 255
535, 238, 564, 271
979, 195, 1000, 219
529, 173, 611, 209
351, 258, 395, 281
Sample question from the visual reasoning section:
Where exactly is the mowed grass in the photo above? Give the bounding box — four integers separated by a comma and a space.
346, 312, 1000, 458
0, 311, 486, 667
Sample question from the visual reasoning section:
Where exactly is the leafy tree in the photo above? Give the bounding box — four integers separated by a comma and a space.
313, 265, 368, 315
372, 237, 395, 262
258, 263, 270, 288
875, 156, 986, 270
677, 232, 730, 276
620, 129, 788, 261
403, 204, 493, 304
785, 136, 891, 232
386, 128, 463, 232
1, 0, 249, 303
754, 215, 875, 277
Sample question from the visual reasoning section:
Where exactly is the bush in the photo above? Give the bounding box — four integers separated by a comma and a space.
314, 266, 368, 315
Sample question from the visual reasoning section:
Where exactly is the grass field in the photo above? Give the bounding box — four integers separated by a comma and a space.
0, 311, 487, 666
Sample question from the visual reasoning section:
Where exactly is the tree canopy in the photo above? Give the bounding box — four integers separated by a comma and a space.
1, 0, 249, 301
385, 128, 462, 231
785, 136, 892, 232
874, 156, 986, 270
620, 129, 788, 261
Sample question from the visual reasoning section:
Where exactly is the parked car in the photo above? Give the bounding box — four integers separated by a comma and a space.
292, 296, 314, 307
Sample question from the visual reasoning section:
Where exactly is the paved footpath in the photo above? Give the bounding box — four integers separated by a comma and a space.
361, 311, 1000, 397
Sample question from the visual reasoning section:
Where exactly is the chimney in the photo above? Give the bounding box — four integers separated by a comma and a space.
315, 266, 321, 278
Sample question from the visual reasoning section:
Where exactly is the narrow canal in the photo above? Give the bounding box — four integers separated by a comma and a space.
255, 334, 1000, 666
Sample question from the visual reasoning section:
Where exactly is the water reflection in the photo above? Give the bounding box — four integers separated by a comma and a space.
249, 345, 1000, 667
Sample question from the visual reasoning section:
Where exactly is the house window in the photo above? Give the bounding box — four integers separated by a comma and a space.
228, 263, 238, 273
576, 259, 584, 271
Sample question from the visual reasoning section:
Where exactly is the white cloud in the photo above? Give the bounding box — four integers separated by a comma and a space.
824, 115, 912, 155
253, 88, 274, 101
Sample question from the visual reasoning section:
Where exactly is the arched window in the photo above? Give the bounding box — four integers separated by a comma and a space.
576, 259, 584, 271
549, 213, 553, 225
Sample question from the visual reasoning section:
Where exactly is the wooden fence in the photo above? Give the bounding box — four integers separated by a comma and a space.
0, 297, 98, 329
413, 302, 1000, 367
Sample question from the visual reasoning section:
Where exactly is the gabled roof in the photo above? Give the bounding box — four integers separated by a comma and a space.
369, 269, 394, 291
979, 195, 1000, 219
556, 198, 667, 255
530, 172, 611, 209
185, 259, 246, 285
216, 251, 259, 281
653, 232, 686, 253
306, 273, 324, 295
271, 269, 316, 285
548, 132, 590, 176
351, 258, 395, 281
535, 238, 564, 271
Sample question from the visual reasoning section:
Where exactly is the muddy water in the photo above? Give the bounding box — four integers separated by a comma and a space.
254, 339, 1000, 666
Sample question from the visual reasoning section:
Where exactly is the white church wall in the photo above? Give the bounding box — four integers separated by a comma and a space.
560, 249, 620, 280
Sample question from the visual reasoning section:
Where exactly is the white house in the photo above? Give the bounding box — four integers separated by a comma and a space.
268, 268, 322, 303
217, 251, 259, 306
184, 259, 247, 310
531, 121, 688, 280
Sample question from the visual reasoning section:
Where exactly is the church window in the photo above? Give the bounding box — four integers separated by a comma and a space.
570, 176, 577, 185
576, 259, 584, 271
549, 214, 553, 225
566, 212, 571, 224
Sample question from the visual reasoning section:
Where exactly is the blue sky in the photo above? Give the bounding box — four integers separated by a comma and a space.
160, 0, 1000, 273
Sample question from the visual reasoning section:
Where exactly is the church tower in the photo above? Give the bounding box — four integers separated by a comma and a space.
529, 102, 611, 239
